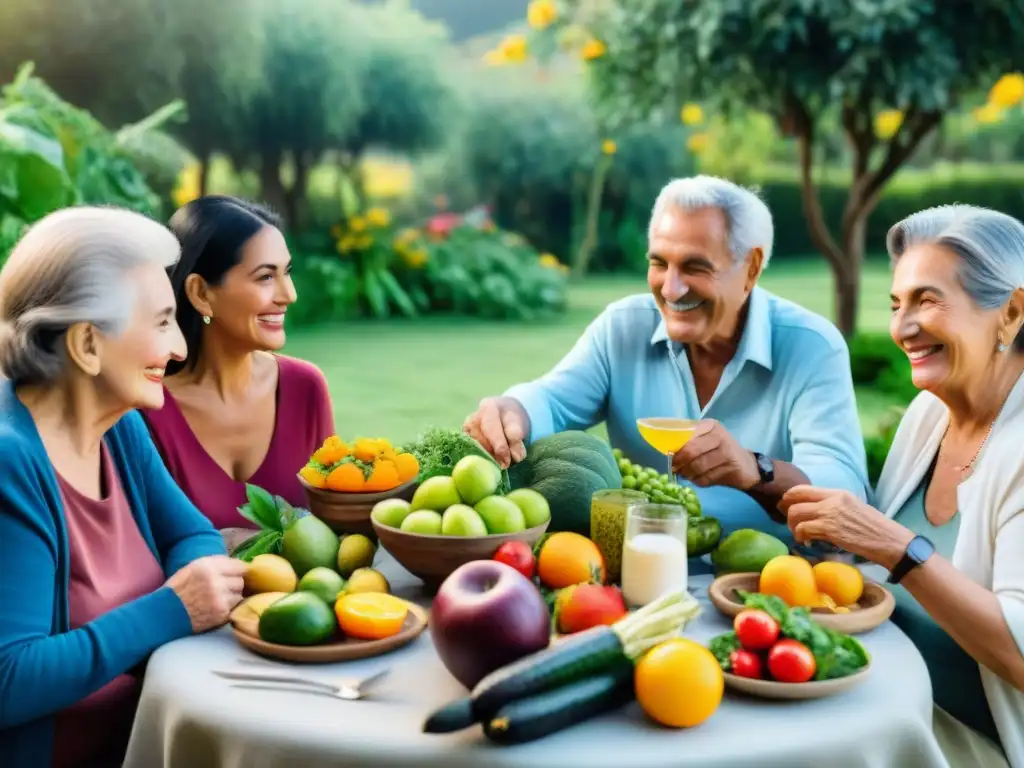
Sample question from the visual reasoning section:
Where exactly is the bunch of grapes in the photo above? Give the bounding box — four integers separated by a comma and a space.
612, 449, 701, 516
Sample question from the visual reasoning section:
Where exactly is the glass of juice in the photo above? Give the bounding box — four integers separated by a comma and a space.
620, 503, 689, 609
636, 417, 698, 487
590, 488, 650, 584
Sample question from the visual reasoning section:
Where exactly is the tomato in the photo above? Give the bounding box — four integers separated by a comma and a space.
493, 540, 536, 580
729, 649, 763, 679
767, 639, 817, 683
734, 609, 780, 651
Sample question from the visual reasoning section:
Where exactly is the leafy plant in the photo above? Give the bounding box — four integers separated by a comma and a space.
232, 483, 309, 561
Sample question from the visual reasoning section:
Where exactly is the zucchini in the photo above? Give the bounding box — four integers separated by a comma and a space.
482, 668, 634, 745
422, 589, 701, 734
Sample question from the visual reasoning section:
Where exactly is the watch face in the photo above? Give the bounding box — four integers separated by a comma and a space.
907, 536, 935, 563
756, 453, 774, 476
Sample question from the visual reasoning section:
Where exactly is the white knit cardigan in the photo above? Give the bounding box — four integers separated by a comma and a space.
875, 372, 1024, 767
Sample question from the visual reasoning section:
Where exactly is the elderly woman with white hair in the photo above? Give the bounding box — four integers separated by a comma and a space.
780, 204, 1024, 767
0, 207, 246, 768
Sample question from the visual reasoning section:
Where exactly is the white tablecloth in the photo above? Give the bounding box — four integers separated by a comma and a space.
124, 552, 948, 768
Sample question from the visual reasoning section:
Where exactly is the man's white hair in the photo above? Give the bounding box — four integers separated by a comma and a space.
648, 175, 775, 266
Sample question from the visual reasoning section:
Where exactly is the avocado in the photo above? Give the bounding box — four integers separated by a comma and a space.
710, 528, 789, 575
258, 592, 337, 646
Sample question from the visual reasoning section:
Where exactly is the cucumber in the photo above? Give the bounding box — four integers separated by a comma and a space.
422, 698, 475, 734
482, 667, 634, 745
472, 625, 627, 718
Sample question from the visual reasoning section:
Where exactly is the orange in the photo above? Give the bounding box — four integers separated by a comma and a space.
299, 465, 328, 489
353, 438, 382, 463
536, 532, 606, 588
326, 462, 365, 492
311, 435, 349, 466
758, 555, 819, 607
364, 460, 400, 492
635, 638, 723, 728
813, 561, 864, 606
335, 592, 408, 640
393, 452, 420, 483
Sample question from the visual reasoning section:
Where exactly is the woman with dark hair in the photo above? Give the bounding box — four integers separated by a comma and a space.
143, 196, 335, 549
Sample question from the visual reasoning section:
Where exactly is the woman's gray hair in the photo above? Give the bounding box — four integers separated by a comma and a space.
0, 206, 182, 385
886, 204, 1024, 351
649, 175, 775, 266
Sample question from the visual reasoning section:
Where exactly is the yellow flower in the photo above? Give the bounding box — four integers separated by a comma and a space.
539, 253, 562, 269
500, 34, 529, 64
601, 139, 617, 155
973, 102, 1005, 124
989, 73, 1024, 109
355, 234, 373, 250
349, 216, 367, 233
527, 0, 557, 29
874, 109, 904, 140
396, 228, 420, 246
337, 236, 356, 254
581, 38, 607, 61
686, 132, 709, 153
172, 164, 201, 209
366, 208, 391, 228
680, 103, 704, 126
401, 248, 428, 268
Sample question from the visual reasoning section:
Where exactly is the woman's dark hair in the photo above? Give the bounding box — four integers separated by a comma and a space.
166, 195, 281, 375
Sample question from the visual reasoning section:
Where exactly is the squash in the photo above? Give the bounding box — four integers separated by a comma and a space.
508, 431, 622, 535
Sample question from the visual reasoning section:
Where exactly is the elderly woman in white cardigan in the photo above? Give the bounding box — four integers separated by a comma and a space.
779, 204, 1024, 768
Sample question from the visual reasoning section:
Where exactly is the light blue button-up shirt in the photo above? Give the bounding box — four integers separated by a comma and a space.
504, 287, 870, 564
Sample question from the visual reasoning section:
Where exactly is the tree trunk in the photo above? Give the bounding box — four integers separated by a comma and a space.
573, 155, 613, 278
197, 150, 211, 197
284, 151, 310, 231
259, 151, 288, 224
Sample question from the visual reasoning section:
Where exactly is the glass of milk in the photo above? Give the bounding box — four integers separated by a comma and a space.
620, 503, 689, 609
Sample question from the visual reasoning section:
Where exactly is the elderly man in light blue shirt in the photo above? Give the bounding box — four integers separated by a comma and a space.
463, 175, 869, 557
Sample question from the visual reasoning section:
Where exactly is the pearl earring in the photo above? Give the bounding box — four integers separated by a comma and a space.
203, 315, 211, 325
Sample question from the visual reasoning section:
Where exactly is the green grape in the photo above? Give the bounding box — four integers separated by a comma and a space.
617, 458, 630, 473
652, 491, 667, 503
612, 448, 624, 460
622, 475, 638, 489
640, 483, 652, 495
630, 465, 645, 478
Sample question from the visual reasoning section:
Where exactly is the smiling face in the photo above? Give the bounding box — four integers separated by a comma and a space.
94, 261, 186, 410
889, 243, 1006, 396
200, 225, 296, 351
647, 206, 761, 346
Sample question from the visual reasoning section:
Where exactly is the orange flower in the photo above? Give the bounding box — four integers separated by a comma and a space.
393, 453, 420, 483
581, 39, 607, 61
299, 465, 328, 489
364, 460, 400, 492
326, 462, 366, 492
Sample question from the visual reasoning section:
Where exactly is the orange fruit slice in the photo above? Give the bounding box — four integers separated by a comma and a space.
335, 593, 409, 640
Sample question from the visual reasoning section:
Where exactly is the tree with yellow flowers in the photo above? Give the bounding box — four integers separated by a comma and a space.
518, 0, 1024, 337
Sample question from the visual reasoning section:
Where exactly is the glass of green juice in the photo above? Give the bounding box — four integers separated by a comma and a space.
590, 488, 650, 584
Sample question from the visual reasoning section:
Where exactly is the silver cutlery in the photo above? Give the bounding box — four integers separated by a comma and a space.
214, 666, 391, 701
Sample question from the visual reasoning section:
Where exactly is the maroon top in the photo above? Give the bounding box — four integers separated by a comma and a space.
51, 442, 168, 768
143, 355, 334, 529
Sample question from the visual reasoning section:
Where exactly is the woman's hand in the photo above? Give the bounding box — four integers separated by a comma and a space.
778, 485, 914, 570
166, 555, 247, 633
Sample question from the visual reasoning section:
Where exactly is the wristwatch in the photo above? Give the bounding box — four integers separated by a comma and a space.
887, 535, 935, 585
752, 452, 775, 485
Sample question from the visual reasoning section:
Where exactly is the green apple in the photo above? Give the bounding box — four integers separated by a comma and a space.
400, 509, 444, 535
410, 476, 462, 512
371, 498, 413, 528
505, 488, 551, 529
451, 455, 501, 505
474, 495, 526, 534
441, 504, 489, 537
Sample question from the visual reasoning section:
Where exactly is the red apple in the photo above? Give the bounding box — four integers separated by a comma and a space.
493, 540, 536, 580
431, 560, 551, 689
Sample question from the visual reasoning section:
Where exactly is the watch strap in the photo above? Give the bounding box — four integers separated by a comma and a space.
888, 535, 935, 585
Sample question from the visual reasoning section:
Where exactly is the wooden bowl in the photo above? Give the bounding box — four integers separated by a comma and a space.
724, 663, 871, 700
707, 572, 895, 634
371, 519, 550, 591
298, 475, 418, 539
231, 600, 428, 664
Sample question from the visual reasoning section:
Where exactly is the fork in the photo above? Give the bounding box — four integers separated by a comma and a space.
214, 665, 392, 700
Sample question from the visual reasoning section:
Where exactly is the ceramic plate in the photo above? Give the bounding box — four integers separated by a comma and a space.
724, 664, 871, 700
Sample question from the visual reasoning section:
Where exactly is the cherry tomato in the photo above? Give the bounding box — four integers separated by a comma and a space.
734, 609, 780, 651
767, 639, 817, 683
493, 540, 536, 580
729, 649, 763, 679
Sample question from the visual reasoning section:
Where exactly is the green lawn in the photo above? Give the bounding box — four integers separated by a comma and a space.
283, 259, 902, 446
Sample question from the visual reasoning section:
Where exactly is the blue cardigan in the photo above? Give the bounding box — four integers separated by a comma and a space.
0, 381, 226, 767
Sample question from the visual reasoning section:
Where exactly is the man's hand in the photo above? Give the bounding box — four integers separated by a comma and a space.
462, 396, 529, 469
672, 419, 761, 490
